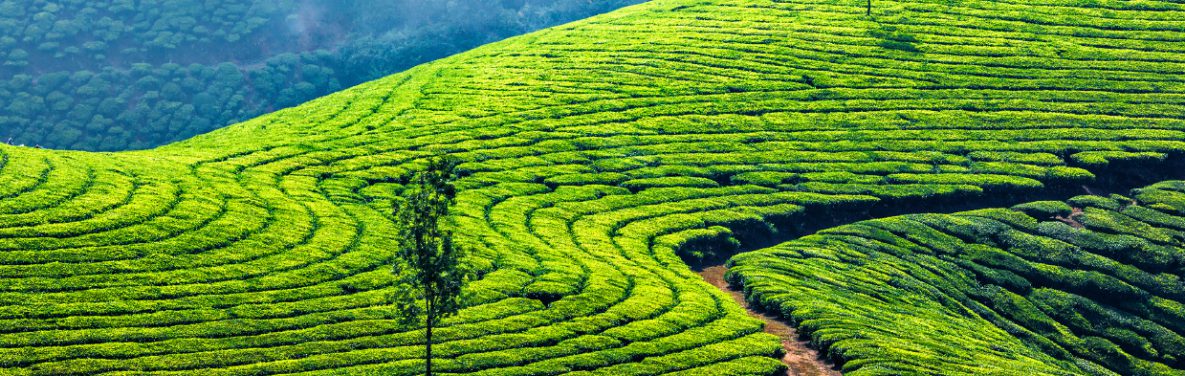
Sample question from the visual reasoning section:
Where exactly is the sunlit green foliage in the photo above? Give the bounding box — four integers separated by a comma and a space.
0, 0, 1183, 374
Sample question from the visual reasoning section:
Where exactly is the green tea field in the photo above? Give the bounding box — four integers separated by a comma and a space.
731, 181, 1185, 375
0, 0, 1183, 374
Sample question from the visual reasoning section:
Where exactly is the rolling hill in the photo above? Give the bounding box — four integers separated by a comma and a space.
0, 0, 1184, 374
731, 181, 1185, 375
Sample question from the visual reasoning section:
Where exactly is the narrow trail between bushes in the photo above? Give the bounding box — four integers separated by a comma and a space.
698, 266, 841, 376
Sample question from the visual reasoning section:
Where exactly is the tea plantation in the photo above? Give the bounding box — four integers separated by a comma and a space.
0, 0, 1183, 374
730, 182, 1185, 375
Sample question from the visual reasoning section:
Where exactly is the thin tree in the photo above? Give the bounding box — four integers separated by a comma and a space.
391, 157, 468, 376
866, 0, 872, 16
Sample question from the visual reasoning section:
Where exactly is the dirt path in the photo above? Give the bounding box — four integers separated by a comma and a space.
699, 266, 841, 376
1055, 207, 1085, 228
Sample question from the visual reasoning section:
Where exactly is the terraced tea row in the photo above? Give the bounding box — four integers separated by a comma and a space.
730, 181, 1185, 375
0, 0, 1184, 374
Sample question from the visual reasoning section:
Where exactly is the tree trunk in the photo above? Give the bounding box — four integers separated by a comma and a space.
866, 0, 871, 16
426, 301, 434, 376
426, 322, 433, 376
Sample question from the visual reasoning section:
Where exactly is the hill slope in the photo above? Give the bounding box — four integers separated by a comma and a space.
0, 0, 1184, 374
730, 181, 1185, 375
0, 0, 645, 151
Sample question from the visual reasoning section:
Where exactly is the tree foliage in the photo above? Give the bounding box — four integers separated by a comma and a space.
391, 157, 469, 375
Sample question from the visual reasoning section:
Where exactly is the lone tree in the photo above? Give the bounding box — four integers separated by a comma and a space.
391, 157, 468, 376
866, 0, 872, 16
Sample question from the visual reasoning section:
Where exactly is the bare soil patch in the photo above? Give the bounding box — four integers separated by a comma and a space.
698, 265, 841, 376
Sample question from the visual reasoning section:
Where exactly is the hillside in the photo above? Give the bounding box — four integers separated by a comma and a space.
0, 0, 645, 151
0, 0, 1184, 374
730, 181, 1185, 375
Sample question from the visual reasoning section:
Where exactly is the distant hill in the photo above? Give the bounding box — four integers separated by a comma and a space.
0, 0, 1183, 374
0, 0, 645, 151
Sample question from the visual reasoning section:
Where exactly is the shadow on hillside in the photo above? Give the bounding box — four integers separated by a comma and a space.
686, 153, 1185, 271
